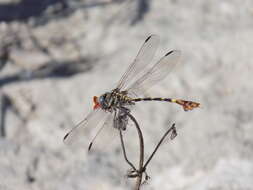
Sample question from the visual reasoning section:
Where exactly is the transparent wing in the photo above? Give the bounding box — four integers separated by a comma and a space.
116, 35, 160, 90
88, 112, 119, 152
127, 50, 181, 96
63, 108, 108, 146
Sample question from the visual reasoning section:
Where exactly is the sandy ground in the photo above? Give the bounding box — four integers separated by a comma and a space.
1, 0, 253, 190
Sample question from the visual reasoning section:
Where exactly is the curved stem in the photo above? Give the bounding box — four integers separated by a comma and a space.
119, 107, 144, 190
143, 123, 176, 170
119, 128, 137, 171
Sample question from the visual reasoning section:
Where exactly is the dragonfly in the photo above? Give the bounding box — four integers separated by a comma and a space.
63, 35, 200, 150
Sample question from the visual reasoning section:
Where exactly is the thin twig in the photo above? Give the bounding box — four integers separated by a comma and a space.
119, 107, 144, 190
143, 123, 176, 170
118, 107, 177, 189
119, 128, 137, 171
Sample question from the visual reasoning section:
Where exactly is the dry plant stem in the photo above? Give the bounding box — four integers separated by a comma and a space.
143, 123, 176, 170
120, 107, 144, 190
119, 128, 137, 171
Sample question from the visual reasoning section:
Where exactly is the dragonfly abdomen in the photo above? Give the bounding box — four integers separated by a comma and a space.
132, 97, 200, 111
133, 97, 173, 102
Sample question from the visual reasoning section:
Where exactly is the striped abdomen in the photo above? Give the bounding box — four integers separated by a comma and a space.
132, 97, 200, 111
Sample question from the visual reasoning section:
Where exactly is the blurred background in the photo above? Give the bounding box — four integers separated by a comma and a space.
0, 0, 253, 189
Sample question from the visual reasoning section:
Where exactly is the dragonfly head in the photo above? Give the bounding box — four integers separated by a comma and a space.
93, 93, 111, 110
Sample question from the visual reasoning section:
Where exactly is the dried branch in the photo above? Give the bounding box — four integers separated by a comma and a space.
119, 128, 137, 172
118, 106, 178, 189
119, 107, 144, 190
143, 123, 177, 171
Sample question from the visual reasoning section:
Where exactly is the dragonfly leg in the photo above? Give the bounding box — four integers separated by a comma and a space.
113, 108, 129, 130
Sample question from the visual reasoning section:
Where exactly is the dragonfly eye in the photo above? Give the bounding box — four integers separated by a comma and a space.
96, 94, 107, 109
98, 93, 112, 109
99, 95, 105, 104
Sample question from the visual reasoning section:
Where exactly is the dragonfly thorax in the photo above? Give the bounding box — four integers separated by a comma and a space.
93, 90, 133, 110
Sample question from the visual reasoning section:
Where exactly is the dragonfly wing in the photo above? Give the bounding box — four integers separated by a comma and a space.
116, 35, 160, 90
127, 50, 181, 96
63, 108, 108, 147
88, 112, 119, 152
